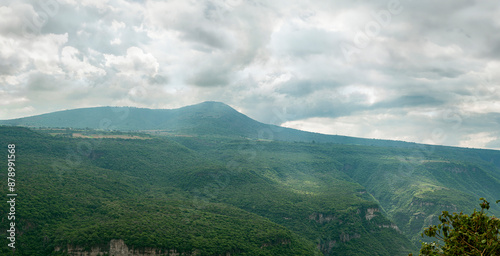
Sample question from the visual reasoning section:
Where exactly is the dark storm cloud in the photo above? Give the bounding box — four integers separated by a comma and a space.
276, 79, 343, 97
288, 98, 366, 120
188, 67, 231, 87
0, 55, 23, 75
26, 72, 61, 92
373, 95, 445, 109
180, 26, 230, 50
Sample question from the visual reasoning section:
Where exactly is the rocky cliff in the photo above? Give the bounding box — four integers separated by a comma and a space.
55, 239, 186, 256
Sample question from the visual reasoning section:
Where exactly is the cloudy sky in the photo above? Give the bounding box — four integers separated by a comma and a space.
1, 0, 500, 149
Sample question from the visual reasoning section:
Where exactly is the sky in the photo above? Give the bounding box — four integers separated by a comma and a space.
1, 0, 500, 149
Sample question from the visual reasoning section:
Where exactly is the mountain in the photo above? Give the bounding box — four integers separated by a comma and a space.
0, 101, 419, 147
1, 102, 500, 255
0, 126, 415, 256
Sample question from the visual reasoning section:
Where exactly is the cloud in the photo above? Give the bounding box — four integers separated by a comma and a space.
373, 95, 445, 109
61, 46, 106, 78
0, 31, 67, 77
1, 0, 500, 150
104, 46, 159, 77
459, 132, 498, 149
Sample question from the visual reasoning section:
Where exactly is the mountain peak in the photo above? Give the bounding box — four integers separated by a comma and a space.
194, 101, 234, 109
182, 101, 239, 114
199, 101, 227, 105
0, 102, 430, 149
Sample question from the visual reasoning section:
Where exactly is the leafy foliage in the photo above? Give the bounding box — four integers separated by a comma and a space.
0, 127, 321, 255
412, 198, 500, 256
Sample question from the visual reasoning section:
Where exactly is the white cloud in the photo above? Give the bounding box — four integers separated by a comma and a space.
30, 34, 67, 74
79, 0, 112, 12
61, 46, 106, 79
338, 85, 382, 105
282, 113, 422, 144
459, 132, 498, 149
0, 32, 67, 78
104, 46, 159, 76
110, 38, 121, 45
111, 20, 126, 31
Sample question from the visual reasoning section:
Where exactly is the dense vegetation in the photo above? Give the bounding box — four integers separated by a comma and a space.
1, 102, 500, 255
412, 198, 500, 255
0, 126, 416, 255
0, 127, 321, 255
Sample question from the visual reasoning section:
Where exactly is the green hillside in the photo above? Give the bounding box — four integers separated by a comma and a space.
167, 135, 500, 247
0, 126, 416, 255
0, 101, 422, 148
1, 103, 500, 255
0, 127, 321, 255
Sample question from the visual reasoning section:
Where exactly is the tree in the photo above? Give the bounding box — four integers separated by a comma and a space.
410, 198, 500, 256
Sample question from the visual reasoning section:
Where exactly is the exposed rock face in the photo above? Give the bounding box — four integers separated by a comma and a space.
410, 199, 435, 207
446, 166, 472, 174
317, 239, 337, 254
365, 208, 380, 220
260, 239, 291, 248
339, 232, 361, 243
378, 223, 401, 232
308, 212, 338, 224
56, 239, 184, 256
410, 198, 458, 211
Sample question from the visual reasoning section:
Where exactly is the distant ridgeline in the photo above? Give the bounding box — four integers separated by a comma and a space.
1, 102, 500, 256
1, 101, 423, 148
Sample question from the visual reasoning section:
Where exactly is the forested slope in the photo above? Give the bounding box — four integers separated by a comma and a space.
0, 127, 415, 255
2, 104, 500, 255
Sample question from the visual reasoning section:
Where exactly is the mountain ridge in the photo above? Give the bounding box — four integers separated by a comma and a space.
0, 101, 444, 149
2, 103, 500, 254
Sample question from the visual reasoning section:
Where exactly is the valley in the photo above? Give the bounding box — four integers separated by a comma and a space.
1, 102, 500, 255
